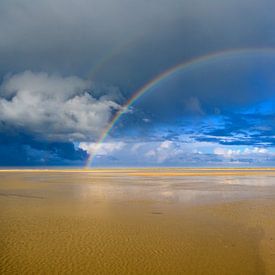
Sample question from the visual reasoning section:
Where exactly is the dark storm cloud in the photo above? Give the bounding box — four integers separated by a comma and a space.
1, 0, 275, 85
0, 0, 190, 78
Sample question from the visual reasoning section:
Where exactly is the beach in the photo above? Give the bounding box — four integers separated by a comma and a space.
1, 168, 275, 274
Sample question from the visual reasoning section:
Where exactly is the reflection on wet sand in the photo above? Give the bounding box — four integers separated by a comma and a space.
1, 168, 275, 274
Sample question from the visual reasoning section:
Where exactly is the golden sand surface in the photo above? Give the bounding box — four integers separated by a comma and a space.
1, 168, 275, 274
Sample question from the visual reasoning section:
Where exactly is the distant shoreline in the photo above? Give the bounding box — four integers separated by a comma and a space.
0, 167, 274, 177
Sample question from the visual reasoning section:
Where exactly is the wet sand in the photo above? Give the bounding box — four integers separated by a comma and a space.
1, 168, 275, 274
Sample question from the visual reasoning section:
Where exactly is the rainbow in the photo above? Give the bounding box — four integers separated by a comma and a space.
87, 36, 141, 80
85, 47, 275, 167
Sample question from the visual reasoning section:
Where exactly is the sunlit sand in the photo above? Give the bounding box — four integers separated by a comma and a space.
1, 168, 275, 274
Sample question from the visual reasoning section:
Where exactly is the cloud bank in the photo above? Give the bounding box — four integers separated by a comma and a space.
79, 139, 275, 167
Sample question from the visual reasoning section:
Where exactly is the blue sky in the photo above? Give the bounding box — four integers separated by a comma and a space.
0, 0, 274, 167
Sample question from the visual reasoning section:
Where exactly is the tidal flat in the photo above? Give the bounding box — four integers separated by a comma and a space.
1, 168, 275, 274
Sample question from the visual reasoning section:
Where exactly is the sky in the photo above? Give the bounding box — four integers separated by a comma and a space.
0, 0, 274, 167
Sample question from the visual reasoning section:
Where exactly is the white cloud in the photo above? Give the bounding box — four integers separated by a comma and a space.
79, 141, 125, 156
0, 71, 121, 141
213, 146, 275, 165
145, 140, 181, 163
214, 147, 269, 158
243, 147, 268, 154
214, 147, 241, 157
